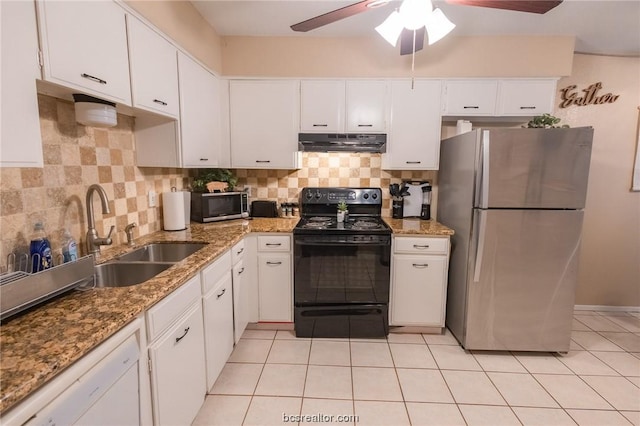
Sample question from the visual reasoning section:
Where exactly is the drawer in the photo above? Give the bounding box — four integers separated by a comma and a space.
231, 239, 245, 264
258, 235, 291, 252
146, 275, 201, 342
394, 237, 449, 255
201, 250, 232, 295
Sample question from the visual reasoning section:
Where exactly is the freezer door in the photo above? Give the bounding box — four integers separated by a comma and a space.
464, 209, 584, 351
477, 128, 593, 209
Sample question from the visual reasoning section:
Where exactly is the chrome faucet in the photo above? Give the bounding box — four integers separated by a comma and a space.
86, 184, 115, 255
125, 222, 137, 246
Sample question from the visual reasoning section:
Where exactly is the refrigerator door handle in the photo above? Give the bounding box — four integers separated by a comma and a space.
479, 131, 490, 209
473, 210, 487, 283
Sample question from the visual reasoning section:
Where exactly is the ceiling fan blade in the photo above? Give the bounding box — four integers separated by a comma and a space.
291, 0, 383, 32
400, 28, 425, 56
446, 0, 562, 14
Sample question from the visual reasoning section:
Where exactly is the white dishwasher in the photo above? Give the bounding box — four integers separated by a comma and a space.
27, 334, 140, 426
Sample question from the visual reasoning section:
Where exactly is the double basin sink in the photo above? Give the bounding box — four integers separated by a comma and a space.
94, 242, 208, 288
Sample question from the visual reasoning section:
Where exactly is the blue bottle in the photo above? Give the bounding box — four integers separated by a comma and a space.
30, 222, 53, 273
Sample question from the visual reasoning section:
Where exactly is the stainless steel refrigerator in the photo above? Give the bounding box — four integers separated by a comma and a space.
437, 127, 593, 352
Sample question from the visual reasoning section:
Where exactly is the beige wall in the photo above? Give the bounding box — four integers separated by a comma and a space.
221, 35, 574, 77
125, 0, 223, 73
555, 54, 640, 307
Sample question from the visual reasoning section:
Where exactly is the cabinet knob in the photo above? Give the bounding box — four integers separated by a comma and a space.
81, 73, 106, 85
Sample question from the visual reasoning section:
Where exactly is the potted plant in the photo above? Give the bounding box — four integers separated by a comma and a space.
191, 169, 238, 193
524, 114, 570, 129
337, 201, 348, 223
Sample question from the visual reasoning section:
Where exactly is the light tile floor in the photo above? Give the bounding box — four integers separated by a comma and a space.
193, 310, 640, 425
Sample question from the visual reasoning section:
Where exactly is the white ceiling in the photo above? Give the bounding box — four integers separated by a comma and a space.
192, 0, 640, 57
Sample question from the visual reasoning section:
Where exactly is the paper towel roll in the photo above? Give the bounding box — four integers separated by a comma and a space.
183, 191, 191, 226
163, 190, 186, 231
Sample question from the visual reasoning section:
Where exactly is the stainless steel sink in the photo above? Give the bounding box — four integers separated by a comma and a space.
116, 242, 208, 263
93, 262, 173, 288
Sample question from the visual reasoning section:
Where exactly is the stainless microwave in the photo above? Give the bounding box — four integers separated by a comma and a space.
191, 191, 249, 223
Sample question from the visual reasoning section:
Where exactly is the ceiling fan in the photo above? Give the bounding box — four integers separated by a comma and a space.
291, 0, 562, 55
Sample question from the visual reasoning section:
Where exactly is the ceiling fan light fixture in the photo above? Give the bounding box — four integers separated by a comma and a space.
375, 10, 405, 46
366, 0, 391, 8
399, 0, 433, 30
425, 8, 456, 45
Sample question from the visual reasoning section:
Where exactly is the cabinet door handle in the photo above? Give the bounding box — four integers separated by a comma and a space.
81, 73, 107, 84
153, 99, 168, 106
412, 263, 429, 268
175, 327, 190, 343
238, 267, 245, 275
255, 160, 271, 163
519, 106, 536, 110
216, 288, 226, 299
406, 161, 421, 164
236, 248, 244, 255
199, 158, 209, 161
463, 106, 479, 109
413, 244, 430, 249
312, 124, 328, 127
266, 261, 282, 265
265, 243, 282, 247
357, 124, 373, 127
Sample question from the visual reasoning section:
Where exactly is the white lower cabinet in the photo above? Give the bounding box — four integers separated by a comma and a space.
146, 276, 205, 425
201, 251, 234, 391
390, 237, 450, 327
231, 239, 249, 343
257, 235, 293, 322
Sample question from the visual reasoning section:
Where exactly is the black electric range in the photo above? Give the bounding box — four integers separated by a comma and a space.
293, 188, 391, 338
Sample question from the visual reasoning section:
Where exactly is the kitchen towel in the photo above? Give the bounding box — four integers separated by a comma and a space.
163, 190, 186, 231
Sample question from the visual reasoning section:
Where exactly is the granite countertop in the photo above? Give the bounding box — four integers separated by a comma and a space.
384, 217, 455, 236
0, 216, 451, 414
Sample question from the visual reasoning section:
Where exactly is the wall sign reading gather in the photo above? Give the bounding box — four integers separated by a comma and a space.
559, 82, 620, 108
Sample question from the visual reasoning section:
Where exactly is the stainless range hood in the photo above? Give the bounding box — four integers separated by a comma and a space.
298, 133, 387, 153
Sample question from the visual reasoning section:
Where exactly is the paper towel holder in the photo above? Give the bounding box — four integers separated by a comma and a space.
163, 187, 187, 231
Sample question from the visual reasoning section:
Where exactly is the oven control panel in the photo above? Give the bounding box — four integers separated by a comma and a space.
301, 187, 382, 205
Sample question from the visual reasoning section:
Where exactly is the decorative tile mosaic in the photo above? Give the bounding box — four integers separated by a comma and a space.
0, 95, 189, 272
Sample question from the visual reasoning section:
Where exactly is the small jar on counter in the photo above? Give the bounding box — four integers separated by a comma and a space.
291, 203, 299, 217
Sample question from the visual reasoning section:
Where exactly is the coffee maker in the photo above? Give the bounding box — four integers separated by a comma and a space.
420, 183, 432, 220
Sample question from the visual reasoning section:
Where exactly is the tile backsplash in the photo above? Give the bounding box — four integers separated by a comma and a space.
235, 153, 436, 216
0, 94, 189, 271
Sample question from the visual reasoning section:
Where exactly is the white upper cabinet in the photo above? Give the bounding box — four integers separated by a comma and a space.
230, 80, 300, 169
442, 79, 498, 116
345, 80, 388, 132
1, 0, 43, 167
443, 78, 557, 117
36, 0, 131, 105
300, 80, 388, 133
383, 80, 442, 170
127, 15, 179, 118
497, 79, 557, 116
178, 52, 221, 168
300, 80, 345, 133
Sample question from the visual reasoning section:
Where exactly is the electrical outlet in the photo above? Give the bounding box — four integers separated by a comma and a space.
148, 190, 157, 207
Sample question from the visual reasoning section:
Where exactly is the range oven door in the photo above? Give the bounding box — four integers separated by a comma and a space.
293, 234, 391, 338
293, 234, 391, 305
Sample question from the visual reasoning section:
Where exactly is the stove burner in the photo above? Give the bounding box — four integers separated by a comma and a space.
351, 220, 383, 230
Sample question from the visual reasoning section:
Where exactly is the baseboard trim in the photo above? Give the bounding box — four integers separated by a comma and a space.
574, 304, 640, 313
